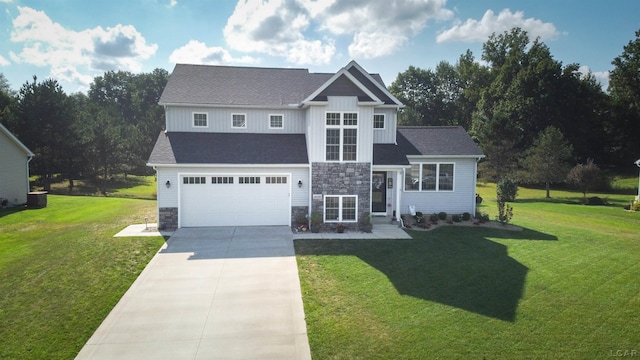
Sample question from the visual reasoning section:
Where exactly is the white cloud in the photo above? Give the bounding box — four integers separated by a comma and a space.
9, 6, 157, 90
169, 40, 259, 65
436, 9, 559, 43
223, 0, 335, 65
579, 65, 610, 90
0, 55, 9, 66
222, 0, 452, 64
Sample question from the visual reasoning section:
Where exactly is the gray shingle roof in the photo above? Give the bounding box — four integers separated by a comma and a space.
158, 63, 397, 107
148, 131, 309, 165
373, 144, 410, 166
159, 64, 332, 106
397, 126, 484, 157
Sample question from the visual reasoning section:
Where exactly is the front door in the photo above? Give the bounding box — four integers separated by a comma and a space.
372, 172, 386, 213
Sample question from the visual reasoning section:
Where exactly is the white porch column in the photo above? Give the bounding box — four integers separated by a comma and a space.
395, 170, 402, 220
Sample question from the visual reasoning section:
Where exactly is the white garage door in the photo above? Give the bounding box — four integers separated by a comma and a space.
180, 175, 290, 227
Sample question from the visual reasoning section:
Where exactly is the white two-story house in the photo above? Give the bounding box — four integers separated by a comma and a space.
148, 60, 484, 231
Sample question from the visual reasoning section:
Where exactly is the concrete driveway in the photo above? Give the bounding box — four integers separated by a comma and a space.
76, 226, 311, 360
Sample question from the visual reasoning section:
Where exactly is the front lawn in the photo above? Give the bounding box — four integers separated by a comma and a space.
0, 196, 164, 359
295, 185, 640, 359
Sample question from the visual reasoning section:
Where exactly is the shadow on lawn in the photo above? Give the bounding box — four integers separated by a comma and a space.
295, 227, 557, 322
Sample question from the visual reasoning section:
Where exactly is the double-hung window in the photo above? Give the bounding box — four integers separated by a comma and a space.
193, 112, 208, 127
232, 113, 246, 128
269, 114, 283, 129
324, 195, 357, 222
404, 163, 455, 191
373, 114, 385, 129
325, 112, 358, 161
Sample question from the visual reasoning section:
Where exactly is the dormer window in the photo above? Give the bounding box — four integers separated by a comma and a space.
193, 112, 208, 127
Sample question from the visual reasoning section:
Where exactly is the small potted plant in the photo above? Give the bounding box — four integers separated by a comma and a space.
336, 223, 345, 233
310, 211, 322, 233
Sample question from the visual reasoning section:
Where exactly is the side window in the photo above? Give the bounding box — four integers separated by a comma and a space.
193, 113, 207, 127
373, 114, 385, 129
232, 114, 246, 128
269, 114, 283, 129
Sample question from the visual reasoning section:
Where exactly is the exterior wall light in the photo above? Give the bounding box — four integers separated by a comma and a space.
298, 180, 303, 188
165, 180, 171, 188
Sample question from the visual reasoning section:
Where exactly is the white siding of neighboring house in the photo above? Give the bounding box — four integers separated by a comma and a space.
0, 133, 30, 205
155, 165, 310, 209
372, 108, 398, 144
165, 106, 306, 133
400, 157, 479, 215
305, 96, 374, 163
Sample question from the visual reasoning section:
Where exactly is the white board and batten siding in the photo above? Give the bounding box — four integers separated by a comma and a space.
305, 96, 375, 163
372, 108, 398, 144
0, 132, 30, 205
401, 157, 478, 215
165, 106, 306, 133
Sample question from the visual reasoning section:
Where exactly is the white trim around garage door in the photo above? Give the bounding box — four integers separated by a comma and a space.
178, 172, 292, 227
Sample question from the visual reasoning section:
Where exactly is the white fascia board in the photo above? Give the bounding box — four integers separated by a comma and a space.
159, 102, 297, 110
406, 155, 486, 160
372, 165, 411, 171
0, 122, 34, 157
345, 60, 405, 107
148, 163, 310, 168
301, 67, 383, 104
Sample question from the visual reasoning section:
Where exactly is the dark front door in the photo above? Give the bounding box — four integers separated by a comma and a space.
372, 172, 386, 213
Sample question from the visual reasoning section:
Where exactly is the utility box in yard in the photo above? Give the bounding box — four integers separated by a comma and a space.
27, 191, 47, 208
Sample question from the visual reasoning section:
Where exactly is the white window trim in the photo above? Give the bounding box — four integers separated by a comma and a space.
269, 114, 284, 129
373, 113, 385, 130
324, 195, 358, 222
404, 162, 455, 192
325, 111, 359, 162
231, 113, 247, 129
192, 112, 208, 128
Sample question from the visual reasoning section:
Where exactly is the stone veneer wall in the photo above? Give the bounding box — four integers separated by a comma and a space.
159, 207, 178, 231
311, 162, 370, 232
291, 206, 309, 228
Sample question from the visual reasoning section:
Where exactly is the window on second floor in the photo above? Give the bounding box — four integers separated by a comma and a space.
325, 112, 358, 162
193, 112, 208, 127
232, 113, 246, 128
373, 114, 385, 129
269, 114, 283, 129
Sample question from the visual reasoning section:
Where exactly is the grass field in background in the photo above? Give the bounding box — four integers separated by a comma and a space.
0, 196, 163, 359
296, 183, 640, 359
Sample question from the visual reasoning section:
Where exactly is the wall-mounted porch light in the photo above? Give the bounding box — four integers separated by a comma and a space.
387, 177, 393, 189
297, 180, 303, 188
165, 180, 171, 188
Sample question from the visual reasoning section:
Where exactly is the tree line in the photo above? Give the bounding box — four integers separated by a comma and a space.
1, 27, 638, 196
389, 28, 640, 194
0, 69, 168, 192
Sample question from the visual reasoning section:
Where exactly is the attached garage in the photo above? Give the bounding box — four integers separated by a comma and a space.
179, 174, 291, 227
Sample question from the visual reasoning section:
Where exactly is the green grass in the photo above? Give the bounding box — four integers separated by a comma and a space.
0, 196, 164, 359
44, 174, 157, 200
295, 184, 640, 359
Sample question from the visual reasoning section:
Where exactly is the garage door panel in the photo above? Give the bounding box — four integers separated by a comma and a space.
180, 175, 290, 227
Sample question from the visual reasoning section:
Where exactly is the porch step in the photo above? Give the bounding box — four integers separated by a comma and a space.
372, 223, 401, 230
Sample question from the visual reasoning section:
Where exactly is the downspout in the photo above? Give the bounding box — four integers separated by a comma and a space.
26, 154, 34, 195
473, 157, 481, 215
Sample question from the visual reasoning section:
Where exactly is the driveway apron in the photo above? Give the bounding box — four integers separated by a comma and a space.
76, 226, 311, 360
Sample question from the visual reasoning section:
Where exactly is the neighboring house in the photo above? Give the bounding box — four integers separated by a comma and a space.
0, 122, 34, 206
148, 61, 484, 231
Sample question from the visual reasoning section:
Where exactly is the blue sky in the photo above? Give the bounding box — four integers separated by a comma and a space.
1, 0, 639, 93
